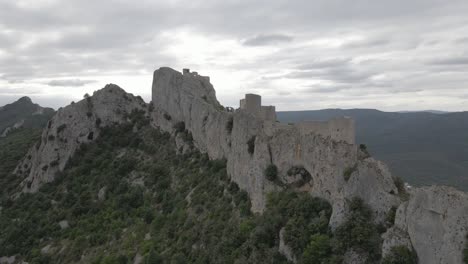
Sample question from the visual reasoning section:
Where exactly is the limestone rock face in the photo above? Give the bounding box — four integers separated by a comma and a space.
384, 186, 468, 263
15, 84, 147, 192
151, 67, 400, 227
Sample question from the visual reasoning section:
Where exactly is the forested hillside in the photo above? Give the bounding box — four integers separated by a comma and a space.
0, 111, 415, 264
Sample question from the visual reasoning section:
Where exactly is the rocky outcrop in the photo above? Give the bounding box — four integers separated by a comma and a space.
0, 96, 55, 137
151, 67, 400, 227
15, 84, 147, 192
382, 186, 468, 263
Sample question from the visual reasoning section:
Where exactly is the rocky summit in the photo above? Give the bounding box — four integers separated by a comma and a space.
5, 67, 468, 263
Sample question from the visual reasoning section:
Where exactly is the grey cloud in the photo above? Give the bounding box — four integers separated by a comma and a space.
1, 0, 468, 111
47, 79, 97, 87
298, 58, 351, 70
243, 34, 293, 46
430, 57, 468, 65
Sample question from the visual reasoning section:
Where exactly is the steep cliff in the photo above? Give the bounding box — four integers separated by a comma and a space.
151, 67, 400, 228
15, 84, 147, 192
382, 186, 468, 263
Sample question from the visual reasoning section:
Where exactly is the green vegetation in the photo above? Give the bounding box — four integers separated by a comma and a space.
359, 144, 370, 158
333, 197, 382, 261
286, 166, 312, 187
0, 128, 42, 195
163, 113, 172, 121
0, 97, 55, 134
173, 121, 185, 133
0, 119, 288, 263
0, 111, 388, 263
343, 164, 357, 181
226, 116, 234, 134
381, 246, 417, 264
247, 136, 256, 155
464, 233, 468, 264
393, 176, 409, 200
265, 164, 278, 181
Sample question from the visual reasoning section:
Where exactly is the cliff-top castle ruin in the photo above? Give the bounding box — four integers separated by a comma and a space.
14, 67, 468, 264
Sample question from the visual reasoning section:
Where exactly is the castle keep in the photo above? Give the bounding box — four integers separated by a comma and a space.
238, 93, 355, 144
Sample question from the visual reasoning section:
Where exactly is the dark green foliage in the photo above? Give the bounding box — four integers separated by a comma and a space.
343, 164, 357, 181
226, 116, 234, 134
287, 166, 312, 187
0, 123, 294, 263
0, 128, 42, 195
48, 134, 55, 141
359, 144, 370, 158
386, 206, 397, 227
381, 246, 417, 264
145, 249, 163, 264
0, 120, 389, 263
247, 136, 256, 155
333, 197, 382, 261
464, 233, 468, 264
393, 176, 409, 200
163, 113, 172, 121
265, 164, 278, 181
0, 97, 55, 135
301, 234, 332, 263
56, 124, 67, 134
148, 103, 155, 112
173, 121, 185, 133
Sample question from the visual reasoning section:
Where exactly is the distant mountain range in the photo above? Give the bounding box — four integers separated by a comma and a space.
0, 97, 55, 137
278, 109, 468, 191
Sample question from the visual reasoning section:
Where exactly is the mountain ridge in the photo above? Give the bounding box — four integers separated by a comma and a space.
2, 68, 467, 263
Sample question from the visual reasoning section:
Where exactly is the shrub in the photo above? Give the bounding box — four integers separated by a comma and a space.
302, 234, 332, 263
173, 121, 185, 133
247, 136, 256, 155
265, 164, 278, 181
163, 113, 172, 121
464, 233, 468, 264
226, 117, 233, 134
95, 118, 102, 127
333, 197, 381, 260
287, 166, 312, 187
393, 176, 409, 200
386, 206, 397, 227
47, 134, 55, 141
382, 246, 417, 264
56, 124, 67, 134
50, 160, 59, 167
343, 164, 357, 181
360, 143, 370, 157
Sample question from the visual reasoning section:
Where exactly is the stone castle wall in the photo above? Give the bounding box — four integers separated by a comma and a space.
151, 67, 400, 229
295, 117, 355, 144
239, 93, 354, 144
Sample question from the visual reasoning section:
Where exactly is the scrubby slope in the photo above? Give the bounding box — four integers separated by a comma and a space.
0, 113, 396, 264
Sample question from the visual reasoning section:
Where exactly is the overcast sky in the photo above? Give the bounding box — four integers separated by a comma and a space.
1, 0, 468, 111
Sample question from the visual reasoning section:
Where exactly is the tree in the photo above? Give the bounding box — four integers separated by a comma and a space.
301, 234, 332, 264
381, 246, 417, 264
145, 249, 163, 264
265, 164, 278, 181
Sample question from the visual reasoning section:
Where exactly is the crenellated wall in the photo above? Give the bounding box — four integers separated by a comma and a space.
294, 117, 355, 144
